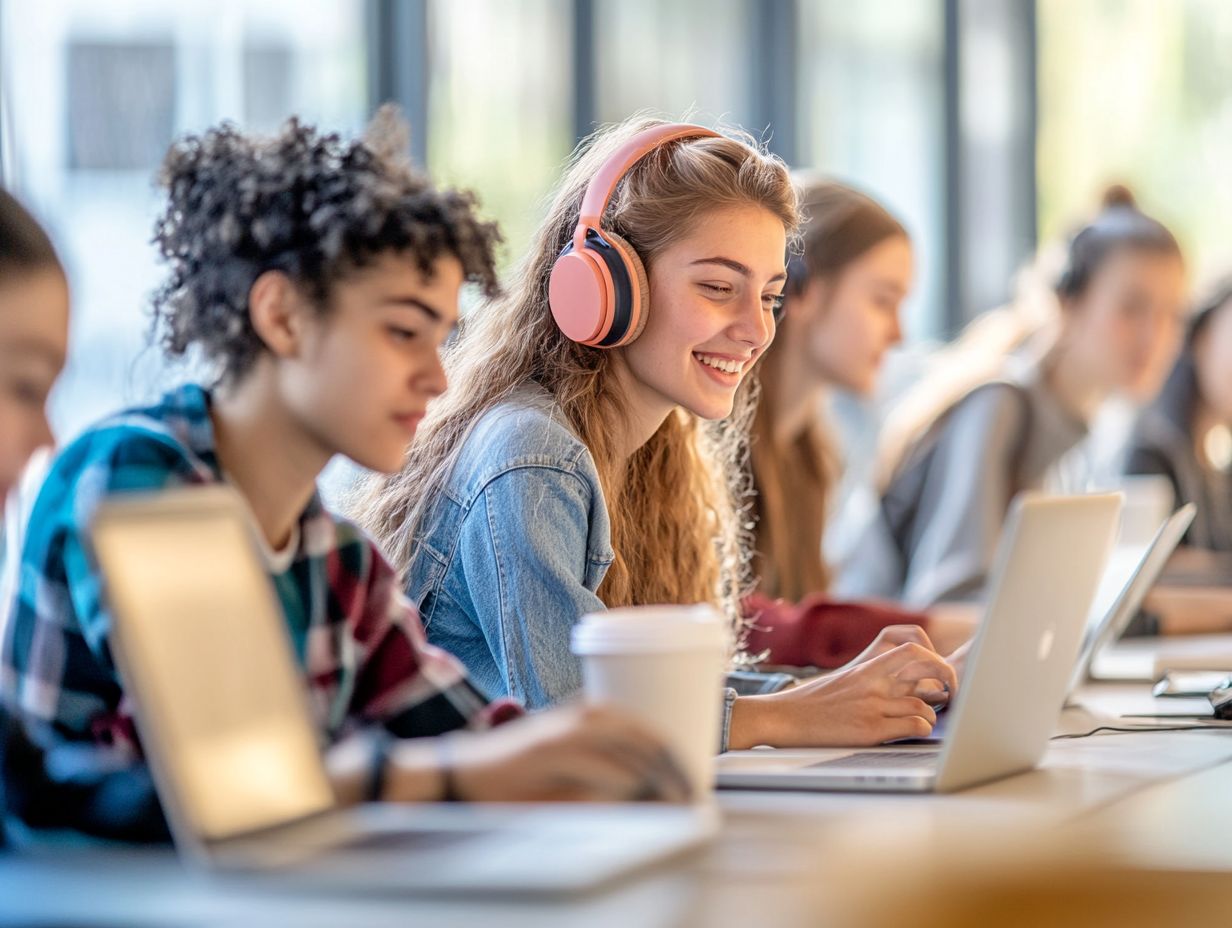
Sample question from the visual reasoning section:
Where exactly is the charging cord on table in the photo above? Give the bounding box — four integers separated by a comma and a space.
1053, 722, 1232, 740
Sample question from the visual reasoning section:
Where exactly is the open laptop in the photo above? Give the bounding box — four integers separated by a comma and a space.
90, 486, 714, 895
1070, 503, 1196, 688
716, 493, 1122, 793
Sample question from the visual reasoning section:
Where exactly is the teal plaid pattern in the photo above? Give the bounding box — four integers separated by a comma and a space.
1, 385, 513, 839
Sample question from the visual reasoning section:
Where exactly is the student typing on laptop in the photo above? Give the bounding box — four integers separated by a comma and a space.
0, 111, 689, 843
358, 118, 958, 751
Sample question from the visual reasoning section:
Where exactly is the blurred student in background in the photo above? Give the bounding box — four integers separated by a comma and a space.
743, 179, 973, 671
1121, 279, 1232, 634
837, 186, 1186, 609
1125, 279, 1232, 552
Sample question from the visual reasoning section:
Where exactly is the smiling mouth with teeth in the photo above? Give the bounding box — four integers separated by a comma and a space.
694, 352, 745, 375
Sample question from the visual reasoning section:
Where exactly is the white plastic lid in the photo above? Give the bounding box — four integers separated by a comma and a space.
570, 604, 728, 656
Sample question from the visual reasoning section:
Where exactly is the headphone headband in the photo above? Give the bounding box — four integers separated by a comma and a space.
573, 123, 720, 247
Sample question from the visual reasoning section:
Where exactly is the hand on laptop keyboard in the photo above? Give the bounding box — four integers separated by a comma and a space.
842, 625, 939, 668
837, 625, 960, 708
727, 643, 958, 750
841, 626, 955, 702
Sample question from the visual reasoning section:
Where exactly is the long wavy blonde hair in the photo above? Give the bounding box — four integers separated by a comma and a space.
355, 115, 799, 645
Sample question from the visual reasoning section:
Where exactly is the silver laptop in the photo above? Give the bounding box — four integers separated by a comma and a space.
90, 486, 714, 895
1070, 503, 1196, 688
716, 493, 1122, 793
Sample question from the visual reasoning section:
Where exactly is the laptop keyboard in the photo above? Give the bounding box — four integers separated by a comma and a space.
808, 751, 940, 770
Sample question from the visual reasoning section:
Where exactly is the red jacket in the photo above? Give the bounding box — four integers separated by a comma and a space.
743, 592, 930, 669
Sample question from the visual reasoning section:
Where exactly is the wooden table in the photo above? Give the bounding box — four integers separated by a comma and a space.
3, 683, 1232, 927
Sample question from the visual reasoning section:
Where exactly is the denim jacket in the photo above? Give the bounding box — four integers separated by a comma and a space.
404, 384, 791, 748
405, 385, 611, 708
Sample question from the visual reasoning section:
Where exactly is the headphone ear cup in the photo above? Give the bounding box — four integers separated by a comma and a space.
603, 230, 651, 346
549, 240, 612, 345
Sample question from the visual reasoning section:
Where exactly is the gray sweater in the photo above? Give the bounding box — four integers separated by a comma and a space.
836, 360, 1088, 608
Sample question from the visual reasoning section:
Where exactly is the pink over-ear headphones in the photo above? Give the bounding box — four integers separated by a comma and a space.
548, 123, 720, 348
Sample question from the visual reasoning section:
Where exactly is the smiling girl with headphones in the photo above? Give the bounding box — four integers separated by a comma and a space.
361, 118, 955, 751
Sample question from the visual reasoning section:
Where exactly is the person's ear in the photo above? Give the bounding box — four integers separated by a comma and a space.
248, 271, 309, 359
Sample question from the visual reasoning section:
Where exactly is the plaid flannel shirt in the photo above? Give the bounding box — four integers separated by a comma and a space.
0, 384, 518, 841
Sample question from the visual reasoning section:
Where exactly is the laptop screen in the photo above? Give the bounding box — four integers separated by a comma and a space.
92, 489, 335, 842
1072, 503, 1197, 688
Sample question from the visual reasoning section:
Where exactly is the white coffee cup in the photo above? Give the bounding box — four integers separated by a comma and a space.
571, 604, 728, 800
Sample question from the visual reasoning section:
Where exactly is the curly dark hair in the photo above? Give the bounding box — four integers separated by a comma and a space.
150, 105, 502, 383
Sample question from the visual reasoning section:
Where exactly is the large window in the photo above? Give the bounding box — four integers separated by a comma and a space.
1038, 0, 1232, 293
796, 0, 947, 340
425, 0, 572, 266
1, 0, 367, 441
595, 1, 753, 129
13, 0, 1229, 456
